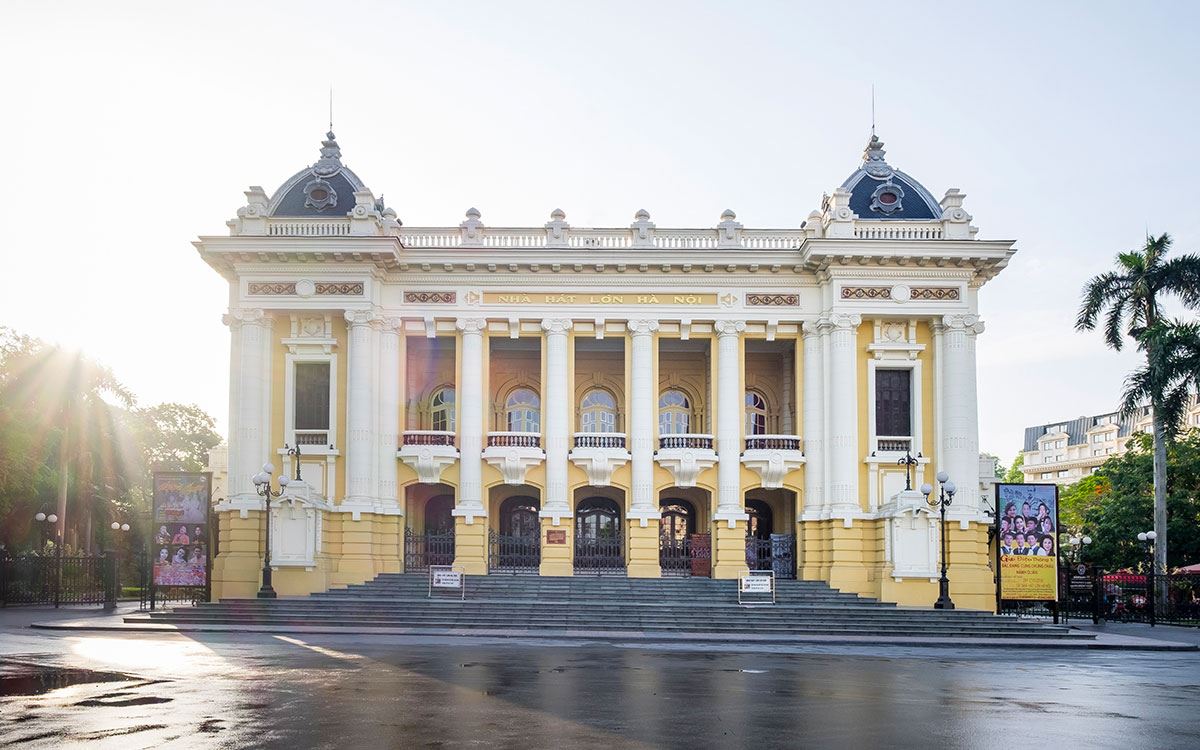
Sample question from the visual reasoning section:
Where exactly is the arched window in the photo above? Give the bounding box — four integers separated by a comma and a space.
660, 499, 696, 543
745, 499, 773, 539
505, 388, 541, 432
500, 496, 540, 538
431, 387, 455, 432
425, 495, 455, 534
580, 388, 617, 433
658, 389, 691, 435
576, 497, 621, 540
745, 391, 768, 436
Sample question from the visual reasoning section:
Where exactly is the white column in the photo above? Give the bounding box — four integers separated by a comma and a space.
828, 313, 862, 517
628, 319, 659, 519
378, 317, 402, 508
780, 351, 794, 435
344, 310, 376, 505
714, 319, 747, 522
541, 319, 572, 520
801, 318, 827, 517
455, 318, 487, 520
224, 308, 268, 503
940, 314, 985, 516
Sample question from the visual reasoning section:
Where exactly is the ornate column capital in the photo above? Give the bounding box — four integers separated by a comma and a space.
540, 318, 572, 336
801, 316, 832, 337
829, 312, 862, 331
344, 309, 378, 327
941, 313, 985, 335
714, 319, 747, 337
222, 308, 267, 329
456, 317, 487, 334
627, 319, 660, 337
383, 316, 404, 333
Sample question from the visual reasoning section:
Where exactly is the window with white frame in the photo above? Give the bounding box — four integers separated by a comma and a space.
505, 388, 541, 433
1057, 470, 1069, 478
294, 362, 331, 446
659, 390, 692, 435
580, 388, 618, 433
430, 387, 455, 432
875, 368, 912, 451
745, 391, 768, 436
1041, 472, 1052, 479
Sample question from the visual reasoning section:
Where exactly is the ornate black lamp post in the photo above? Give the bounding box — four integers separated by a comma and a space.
33, 511, 58, 552
252, 462, 290, 599
897, 451, 920, 491
1067, 534, 1092, 567
921, 471, 956, 610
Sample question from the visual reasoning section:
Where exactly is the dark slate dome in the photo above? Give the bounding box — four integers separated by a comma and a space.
840, 135, 942, 220
266, 131, 369, 217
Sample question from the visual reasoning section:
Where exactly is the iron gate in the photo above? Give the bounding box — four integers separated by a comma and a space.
1, 553, 114, 607
489, 530, 541, 574
746, 534, 796, 579
575, 533, 624, 574
660, 533, 712, 577
404, 529, 455, 572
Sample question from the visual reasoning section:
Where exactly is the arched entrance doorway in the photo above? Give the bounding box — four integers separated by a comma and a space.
405, 493, 455, 571
659, 498, 699, 576
744, 495, 795, 578
575, 497, 623, 574
490, 495, 541, 573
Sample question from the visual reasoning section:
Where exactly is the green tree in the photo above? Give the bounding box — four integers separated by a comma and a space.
1066, 432, 1200, 570
1003, 453, 1024, 484
1076, 233, 1200, 573
131, 403, 221, 472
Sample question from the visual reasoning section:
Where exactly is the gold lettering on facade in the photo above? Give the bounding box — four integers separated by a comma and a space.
482, 292, 717, 306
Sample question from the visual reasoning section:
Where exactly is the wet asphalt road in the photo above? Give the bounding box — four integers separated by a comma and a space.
1, 611, 1199, 749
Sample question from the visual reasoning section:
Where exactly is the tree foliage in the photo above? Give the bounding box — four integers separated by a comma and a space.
1003, 453, 1025, 484
0, 327, 221, 553
1061, 432, 1200, 570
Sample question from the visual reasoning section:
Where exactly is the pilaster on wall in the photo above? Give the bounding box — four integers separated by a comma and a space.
454, 516, 488, 575
455, 318, 487, 522
626, 518, 661, 578
947, 522, 995, 611
211, 510, 265, 600
828, 313, 862, 518
711, 522, 749, 579
539, 517, 573, 577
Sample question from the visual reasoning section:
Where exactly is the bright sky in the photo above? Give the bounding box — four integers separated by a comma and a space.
3, 1, 1198, 465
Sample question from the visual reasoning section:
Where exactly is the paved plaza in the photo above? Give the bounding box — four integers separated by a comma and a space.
2, 608, 1199, 749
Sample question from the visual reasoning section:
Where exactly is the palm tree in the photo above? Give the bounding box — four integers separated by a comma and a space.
1076, 233, 1200, 574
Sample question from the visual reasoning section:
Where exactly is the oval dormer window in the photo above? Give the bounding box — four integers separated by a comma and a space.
870, 181, 905, 215
303, 178, 337, 211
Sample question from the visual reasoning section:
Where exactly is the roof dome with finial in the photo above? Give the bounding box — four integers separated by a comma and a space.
839, 135, 942, 221
266, 131, 371, 217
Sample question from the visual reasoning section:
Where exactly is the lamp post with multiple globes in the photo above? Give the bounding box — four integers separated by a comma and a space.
920, 471, 956, 610
1137, 530, 1158, 626
252, 462, 289, 599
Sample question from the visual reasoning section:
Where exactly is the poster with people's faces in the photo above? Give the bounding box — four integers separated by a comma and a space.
996, 483, 1059, 601
153, 473, 211, 588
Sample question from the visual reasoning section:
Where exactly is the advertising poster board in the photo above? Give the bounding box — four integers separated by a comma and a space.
152, 472, 212, 589
995, 483, 1059, 602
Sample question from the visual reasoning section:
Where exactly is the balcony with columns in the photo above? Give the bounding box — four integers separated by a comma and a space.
398, 336, 459, 484
741, 339, 805, 488
482, 336, 545, 485
569, 337, 630, 487
653, 337, 717, 488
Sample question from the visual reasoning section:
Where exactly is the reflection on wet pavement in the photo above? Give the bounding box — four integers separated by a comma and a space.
0, 629, 1198, 748
0, 662, 129, 697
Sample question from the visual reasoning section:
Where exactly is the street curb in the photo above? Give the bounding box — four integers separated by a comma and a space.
28, 621, 1198, 651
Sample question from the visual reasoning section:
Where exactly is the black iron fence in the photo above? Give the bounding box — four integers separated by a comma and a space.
746, 534, 796, 579
575, 533, 624, 574
489, 531, 540, 574
999, 566, 1200, 627
660, 533, 712, 577
0, 553, 117, 608
404, 529, 455, 573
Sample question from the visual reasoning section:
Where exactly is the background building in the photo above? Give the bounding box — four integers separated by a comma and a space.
196, 131, 1013, 610
1019, 402, 1200, 485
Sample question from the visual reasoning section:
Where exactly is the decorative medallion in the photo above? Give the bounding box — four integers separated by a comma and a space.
841, 286, 892, 300
315, 282, 364, 295
746, 293, 799, 306
404, 291, 456, 304
891, 285, 911, 302
870, 181, 905, 215
303, 178, 337, 211
295, 279, 316, 298
248, 282, 296, 296
910, 287, 960, 301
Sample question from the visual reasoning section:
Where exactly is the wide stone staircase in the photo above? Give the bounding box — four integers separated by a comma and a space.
127, 574, 1092, 642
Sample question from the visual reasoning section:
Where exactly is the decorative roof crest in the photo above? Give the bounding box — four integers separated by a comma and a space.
862, 134, 893, 179
313, 131, 344, 176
